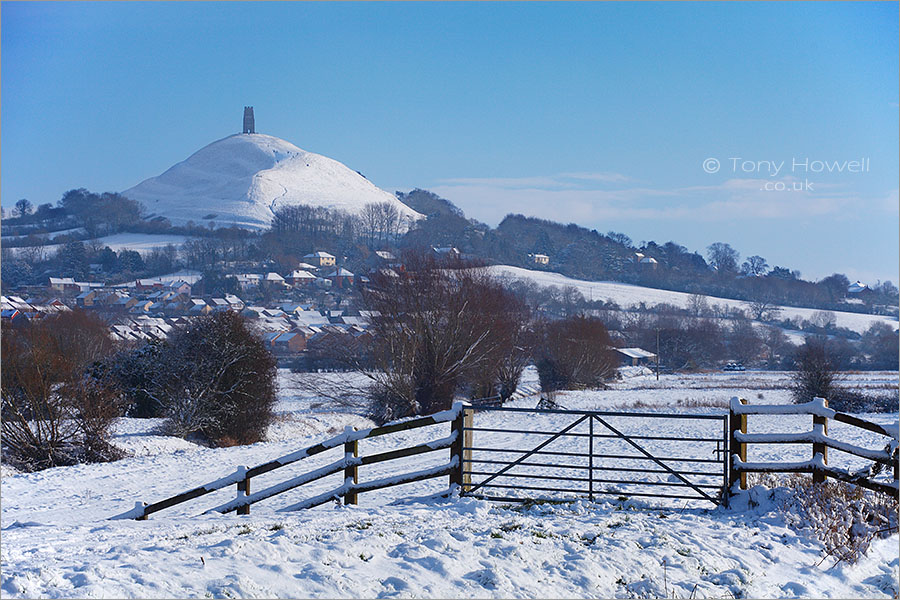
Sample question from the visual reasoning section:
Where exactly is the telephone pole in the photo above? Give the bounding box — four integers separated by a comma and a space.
656, 327, 660, 381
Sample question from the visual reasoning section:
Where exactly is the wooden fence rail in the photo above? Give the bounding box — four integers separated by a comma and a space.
728, 397, 899, 497
112, 402, 469, 520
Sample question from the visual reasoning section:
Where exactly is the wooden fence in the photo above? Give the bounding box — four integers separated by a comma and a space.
112, 402, 470, 520
728, 397, 899, 497
112, 396, 897, 520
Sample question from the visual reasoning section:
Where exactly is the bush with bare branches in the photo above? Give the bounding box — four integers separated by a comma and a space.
118, 311, 278, 446
1, 310, 124, 471
362, 251, 529, 423
536, 315, 619, 396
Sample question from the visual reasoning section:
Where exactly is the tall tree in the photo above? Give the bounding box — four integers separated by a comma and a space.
706, 242, 740, 274
14, 198, 33, 218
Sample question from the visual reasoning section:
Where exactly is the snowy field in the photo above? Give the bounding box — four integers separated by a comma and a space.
489, 265, 900, 335
5, 232, 191, 258
2, 368, 898, 598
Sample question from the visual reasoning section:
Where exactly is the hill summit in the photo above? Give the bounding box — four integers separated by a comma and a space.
123, 133, 421, 230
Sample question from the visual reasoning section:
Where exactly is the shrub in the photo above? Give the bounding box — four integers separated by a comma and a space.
536, 316, 619, 395
141, 312, 277, 445
755, 474, 898, 566
791, 338, 838, 403
1, 311, 124, 471
362, 252, 528, 423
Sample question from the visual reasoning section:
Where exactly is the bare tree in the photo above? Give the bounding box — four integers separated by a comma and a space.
792, 337, 839, 404
362, 251, 527, 422
746, 297, 782, 322
14, 198, 33, 218
726, 318, 764, 366
536, 315, 619, 396
687, 293, 709, 317
706, 242, 740, 274
1, 311, 123, 471
741, 255, 769, 276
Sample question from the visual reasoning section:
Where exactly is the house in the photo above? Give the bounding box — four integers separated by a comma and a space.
847, 281, 873, 300
264, 272, 286, 287
224, 294, 244, 310
303, 251, 336, 268
136, 279, 164, 292
615, 347, 657, 367
529, 253, 550, 265
99, 291, 131, 306
288, 270, 316, 287
236, 273, 262, 290
48, 277, 79, 293
327, 268, 355, 289
169, 280, 192, 297
640, 256, 659, 270
164, 301, 185, 315
76, 290, 98, 307
262, 331, 283, 347
132, 299, 155, 312
432, 247, 460, 259
1, 309, 21, 322
280, 303, 306, 316
113, 296, 140, 311
189, 299, 212, 315
272, 331, 306, 353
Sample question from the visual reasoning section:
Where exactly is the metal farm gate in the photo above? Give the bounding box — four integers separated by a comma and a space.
460, 407, 729, 507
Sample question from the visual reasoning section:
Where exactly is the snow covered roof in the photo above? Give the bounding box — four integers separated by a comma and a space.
304, 251, 335, 259
274, 332, 300, 343
616, 347, 657, 360
847, 281, 869, 294
289, 270, 316, 279
265, 272, 285, 281
49, 277, 76, 285
296, 262, 318, 271
327, 268, 354, 278
375, 250, 396, 261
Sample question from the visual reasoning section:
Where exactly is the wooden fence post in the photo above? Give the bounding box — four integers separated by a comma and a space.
344, 429, 359, 505
135, 501, 148, 521
812, 398, 828, 484
450, 403, 473, 493
236, 466, 251, 515
728, 398, 748, 492
450, 404, 464, 490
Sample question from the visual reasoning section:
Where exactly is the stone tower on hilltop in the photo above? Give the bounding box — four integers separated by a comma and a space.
242, 106, 255, 134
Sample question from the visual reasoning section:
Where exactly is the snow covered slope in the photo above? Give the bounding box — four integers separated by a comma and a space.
123, 134, 422, 230
488, 265, 899, 335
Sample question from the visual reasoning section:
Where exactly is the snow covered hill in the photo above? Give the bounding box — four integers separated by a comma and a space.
123, 133, 422, 230
488, 265, 899, 335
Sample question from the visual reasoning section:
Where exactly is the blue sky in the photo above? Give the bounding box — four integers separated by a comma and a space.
2, 2, 898, 283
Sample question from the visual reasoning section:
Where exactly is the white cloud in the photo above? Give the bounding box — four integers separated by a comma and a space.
432, 173, 866, 226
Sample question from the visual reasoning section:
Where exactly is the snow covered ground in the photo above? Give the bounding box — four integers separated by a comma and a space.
2, 369, 897, 598
6, 232, 191, 258
489, 265, 899, 335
